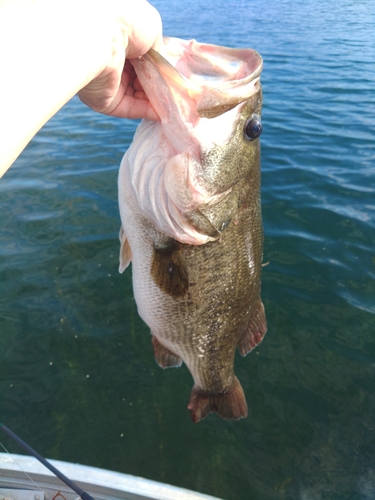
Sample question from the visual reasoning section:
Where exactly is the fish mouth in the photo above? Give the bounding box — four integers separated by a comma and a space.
125, 39, 264, 247
145, 38, 263, 118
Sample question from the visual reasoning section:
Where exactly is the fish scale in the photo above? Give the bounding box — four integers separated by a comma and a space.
118, 37, 267, 422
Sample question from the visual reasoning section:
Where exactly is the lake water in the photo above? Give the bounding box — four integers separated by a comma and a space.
1, 0, 374, 499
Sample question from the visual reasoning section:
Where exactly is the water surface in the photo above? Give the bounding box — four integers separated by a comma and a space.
1, 0, 375, 499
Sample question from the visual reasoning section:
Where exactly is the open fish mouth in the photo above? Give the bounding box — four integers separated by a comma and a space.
139, 37, 263, 119
127, 38, 264, 246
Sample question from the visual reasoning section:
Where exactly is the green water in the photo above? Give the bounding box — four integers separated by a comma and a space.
1, 0, 375, 499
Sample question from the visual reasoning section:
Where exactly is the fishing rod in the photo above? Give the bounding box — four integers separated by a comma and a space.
0, 423, 95, 500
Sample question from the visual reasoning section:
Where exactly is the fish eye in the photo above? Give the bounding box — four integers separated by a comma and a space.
244, 114, 262, 141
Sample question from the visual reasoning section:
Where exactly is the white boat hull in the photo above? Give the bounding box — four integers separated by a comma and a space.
0, 453, 222, 500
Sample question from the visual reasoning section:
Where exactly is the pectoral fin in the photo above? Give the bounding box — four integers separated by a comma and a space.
151, 239, 189, 297
119, 226, 132, 273
237, 299, 267, 356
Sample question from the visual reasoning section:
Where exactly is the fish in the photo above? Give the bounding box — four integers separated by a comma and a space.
118, 37, 267, 422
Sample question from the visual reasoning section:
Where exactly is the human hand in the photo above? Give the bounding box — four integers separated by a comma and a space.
0, 0, 163, 173
78, 0, 162, 121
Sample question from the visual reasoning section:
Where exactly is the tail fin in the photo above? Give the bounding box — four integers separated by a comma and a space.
187, 376, 248, 423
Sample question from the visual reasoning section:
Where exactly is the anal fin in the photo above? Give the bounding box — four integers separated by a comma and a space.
187, 376, 248, 423
152, 335, 182, 369
237, 299, 267, 356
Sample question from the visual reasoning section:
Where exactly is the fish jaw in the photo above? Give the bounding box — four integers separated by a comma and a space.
155, 38, 263, 118
130, 50, 201, 155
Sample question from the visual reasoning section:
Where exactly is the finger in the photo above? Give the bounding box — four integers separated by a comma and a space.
107, 95, 160, 121
133, 76, 144, 92
124, 61, 144, 94
123, 60, 137, 87
125, 2, 163, 59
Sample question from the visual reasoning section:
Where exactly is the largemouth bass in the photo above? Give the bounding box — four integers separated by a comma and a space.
118, 37, 267, 422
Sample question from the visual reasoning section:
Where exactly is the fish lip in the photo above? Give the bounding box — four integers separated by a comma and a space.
145, 44, 263, 87
146, 45, 263, 81
246, 56, 263, 82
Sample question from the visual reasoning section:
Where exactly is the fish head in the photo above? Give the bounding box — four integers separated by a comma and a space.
131, 37, 262, 140
129, 38, 263, 244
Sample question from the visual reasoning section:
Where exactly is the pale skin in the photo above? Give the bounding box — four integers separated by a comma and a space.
0, 0, 163, 177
